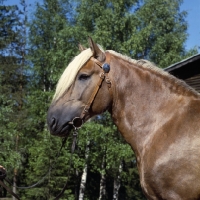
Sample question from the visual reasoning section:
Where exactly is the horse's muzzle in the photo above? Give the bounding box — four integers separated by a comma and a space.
48, 116, 83, 137
48, 117, 71, 137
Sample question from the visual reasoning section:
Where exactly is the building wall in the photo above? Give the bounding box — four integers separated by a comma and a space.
185, 74, 200, 93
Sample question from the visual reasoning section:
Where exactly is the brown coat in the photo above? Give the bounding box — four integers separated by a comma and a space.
48, 38, 200, 200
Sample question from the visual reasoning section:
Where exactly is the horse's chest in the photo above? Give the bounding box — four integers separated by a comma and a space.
138, 140, 200, 200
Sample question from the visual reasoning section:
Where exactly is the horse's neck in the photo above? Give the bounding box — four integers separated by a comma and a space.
110, 57, 198, 156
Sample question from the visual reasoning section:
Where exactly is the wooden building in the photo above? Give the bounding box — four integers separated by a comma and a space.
165, 54, 200, 92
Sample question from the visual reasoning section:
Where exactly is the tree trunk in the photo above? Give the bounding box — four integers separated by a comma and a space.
13, 135, 19, 200
113, 162, 123, 200
99, 155, 106, 200
79, 141, 90, 200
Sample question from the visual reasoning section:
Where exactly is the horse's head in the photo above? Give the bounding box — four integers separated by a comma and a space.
47, 38, 113, 137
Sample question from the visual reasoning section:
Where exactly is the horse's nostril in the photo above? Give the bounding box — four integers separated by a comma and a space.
51, 117, 55, 125
50, 117, 57, 131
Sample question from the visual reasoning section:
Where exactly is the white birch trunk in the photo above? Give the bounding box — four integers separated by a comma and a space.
113, 162, 123, 200
99, 155, 106, 200
79, 141, 90, 200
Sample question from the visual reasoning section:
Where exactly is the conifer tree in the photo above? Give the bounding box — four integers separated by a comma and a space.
0, 0, 27, 173
0, 1, 29, 198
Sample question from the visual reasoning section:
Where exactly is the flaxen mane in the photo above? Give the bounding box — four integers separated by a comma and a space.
53, 48, 199, 101
107, 50, 200, 97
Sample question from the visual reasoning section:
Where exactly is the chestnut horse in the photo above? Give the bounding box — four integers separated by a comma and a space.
47, 38, 200, 200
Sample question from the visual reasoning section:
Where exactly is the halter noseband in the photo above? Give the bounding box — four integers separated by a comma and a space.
69, 52, 111, 129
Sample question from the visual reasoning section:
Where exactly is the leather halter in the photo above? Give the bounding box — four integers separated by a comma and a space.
69, 52, 111, 129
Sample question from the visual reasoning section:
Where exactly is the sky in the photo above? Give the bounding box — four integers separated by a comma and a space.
180, 0, 200, 52
4, 0, 200, 53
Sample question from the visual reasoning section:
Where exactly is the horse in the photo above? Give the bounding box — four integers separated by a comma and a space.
47, 38, 200, 200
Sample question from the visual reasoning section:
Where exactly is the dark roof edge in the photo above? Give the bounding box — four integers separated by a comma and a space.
164, 54, 200, 72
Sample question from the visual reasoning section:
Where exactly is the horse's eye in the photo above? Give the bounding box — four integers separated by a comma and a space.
78, 74, 90, 81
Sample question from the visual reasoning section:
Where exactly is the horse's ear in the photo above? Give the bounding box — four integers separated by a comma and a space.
78, 43, 86, 52
88, 37, 105, 62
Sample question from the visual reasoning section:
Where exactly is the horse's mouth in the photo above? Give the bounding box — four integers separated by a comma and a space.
51, 122, 73, 137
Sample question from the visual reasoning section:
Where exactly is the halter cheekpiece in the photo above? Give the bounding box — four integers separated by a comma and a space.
69, 52, 111, 129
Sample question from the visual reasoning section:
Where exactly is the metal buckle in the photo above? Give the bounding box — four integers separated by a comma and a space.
105, 77, 111, 88
100, 72, 105, 79
84, 106, 89, 113
68, 117, 83, 129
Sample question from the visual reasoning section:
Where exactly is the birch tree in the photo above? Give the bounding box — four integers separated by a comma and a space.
113, 162, 122, 200
99, 155, 106, 200
79, 141, 90, 200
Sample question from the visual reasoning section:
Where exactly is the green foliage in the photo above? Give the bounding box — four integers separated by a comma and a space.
75, 0, 139, 52
131, 0, 189, 67
0, 2, 27, 173
74, 0, 198, 68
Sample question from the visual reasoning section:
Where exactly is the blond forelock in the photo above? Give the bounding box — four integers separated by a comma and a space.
53, 48, 93, 101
